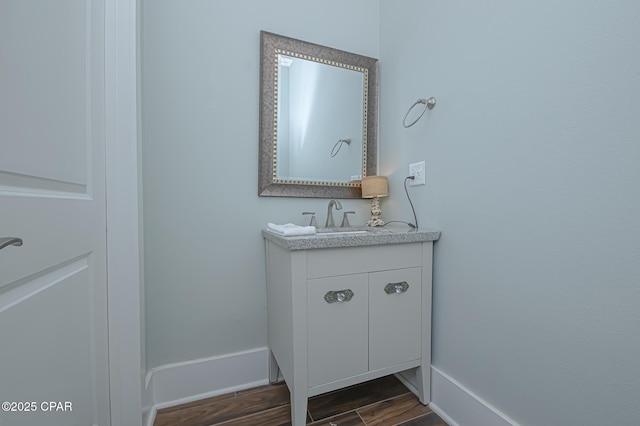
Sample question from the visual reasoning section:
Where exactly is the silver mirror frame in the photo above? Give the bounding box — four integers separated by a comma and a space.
258, 31, 379, 198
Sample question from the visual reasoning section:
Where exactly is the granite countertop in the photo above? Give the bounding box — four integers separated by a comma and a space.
262, 224, 440, 251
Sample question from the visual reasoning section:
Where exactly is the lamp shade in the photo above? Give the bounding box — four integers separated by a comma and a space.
361, 176, 389, 199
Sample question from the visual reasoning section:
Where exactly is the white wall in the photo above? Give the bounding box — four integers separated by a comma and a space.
141, 0, 379, 369
380, 1, 640, 425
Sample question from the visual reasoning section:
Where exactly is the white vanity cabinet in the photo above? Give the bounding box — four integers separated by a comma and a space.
263, 229, 439, 426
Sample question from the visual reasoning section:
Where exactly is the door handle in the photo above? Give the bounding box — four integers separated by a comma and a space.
384, 281, 409, 295
324, 289, 354, 304
0, 237, 23, 251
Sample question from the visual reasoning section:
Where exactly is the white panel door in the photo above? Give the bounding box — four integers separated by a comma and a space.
307, 274, 369, 388
0, 1, 110, 425
369, 267, 422, 371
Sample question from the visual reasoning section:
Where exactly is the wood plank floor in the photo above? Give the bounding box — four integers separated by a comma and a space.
154, 375, 448, 426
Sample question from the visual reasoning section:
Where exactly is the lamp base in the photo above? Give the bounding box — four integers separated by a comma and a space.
366, 197, 385, 227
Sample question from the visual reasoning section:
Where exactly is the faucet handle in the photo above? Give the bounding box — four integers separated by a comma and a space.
340, 211, 356, 227
302, 212, 318, 227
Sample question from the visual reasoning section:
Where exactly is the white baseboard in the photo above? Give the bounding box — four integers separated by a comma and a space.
143, 406, 156, 426
430, 366, 518, 426
141, 350, 518, 426
143, 347, 270, 426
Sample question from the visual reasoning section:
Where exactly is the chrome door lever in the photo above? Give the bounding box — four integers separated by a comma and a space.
0, 237, 23, 251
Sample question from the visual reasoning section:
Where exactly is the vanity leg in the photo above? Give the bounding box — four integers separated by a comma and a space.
268, 349, 280, 384
290, 389, 308, 426
417, 365, 431, 405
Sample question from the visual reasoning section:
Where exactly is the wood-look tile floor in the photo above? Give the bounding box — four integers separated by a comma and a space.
154, 375, 448, 426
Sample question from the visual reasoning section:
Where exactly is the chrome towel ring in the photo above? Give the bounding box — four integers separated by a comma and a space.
330, 138, 351, 157
402, 97, 436, 128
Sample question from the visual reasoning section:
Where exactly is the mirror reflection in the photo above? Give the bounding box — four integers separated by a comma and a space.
276, 54, 364, 183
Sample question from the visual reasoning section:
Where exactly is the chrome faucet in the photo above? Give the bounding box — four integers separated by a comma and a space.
325, 200, 343, 227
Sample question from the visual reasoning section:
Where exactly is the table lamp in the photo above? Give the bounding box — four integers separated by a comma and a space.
361, 176, 389, 227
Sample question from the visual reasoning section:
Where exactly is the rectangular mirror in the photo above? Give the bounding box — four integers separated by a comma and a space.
258, 31, 378, 198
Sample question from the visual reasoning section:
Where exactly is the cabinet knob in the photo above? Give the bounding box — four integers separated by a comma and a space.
324, 289, 354, 303
384, 281, 409, 295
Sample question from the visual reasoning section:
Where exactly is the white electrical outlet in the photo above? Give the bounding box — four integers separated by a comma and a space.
409, 161, 426, 186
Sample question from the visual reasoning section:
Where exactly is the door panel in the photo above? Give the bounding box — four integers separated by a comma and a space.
307, 274, 369, 387
0, 0, 89, 185
0, 1, 109, 425
369, 267, 422, 370
1, 259, 94, 425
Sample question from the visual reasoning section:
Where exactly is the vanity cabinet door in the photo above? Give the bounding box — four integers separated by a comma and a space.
369, 267, 422, 371
307, 273, 369, 387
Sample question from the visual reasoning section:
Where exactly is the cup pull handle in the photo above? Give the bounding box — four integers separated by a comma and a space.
0, 237, 23, 251
384, 281, 409, 294
324, 289, 354, 303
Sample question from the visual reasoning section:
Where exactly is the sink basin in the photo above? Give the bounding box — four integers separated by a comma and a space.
316, 227, 371, 236
317, 230, 368, 236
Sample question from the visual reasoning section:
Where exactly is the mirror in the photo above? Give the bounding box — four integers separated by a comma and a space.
258, 31, 378, 198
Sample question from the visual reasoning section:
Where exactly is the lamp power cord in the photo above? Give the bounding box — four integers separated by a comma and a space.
381, 176, 418, 229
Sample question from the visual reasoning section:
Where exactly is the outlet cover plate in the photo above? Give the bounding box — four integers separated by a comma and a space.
409, 161, 426, 186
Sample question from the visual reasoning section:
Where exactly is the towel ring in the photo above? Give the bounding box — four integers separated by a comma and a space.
402, 97, 436, 128
330, 138, 351, 157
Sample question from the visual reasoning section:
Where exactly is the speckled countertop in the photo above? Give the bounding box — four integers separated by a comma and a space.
262, 225, 440, 250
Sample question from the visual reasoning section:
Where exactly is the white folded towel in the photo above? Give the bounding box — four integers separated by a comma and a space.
267, 223, 316, 236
